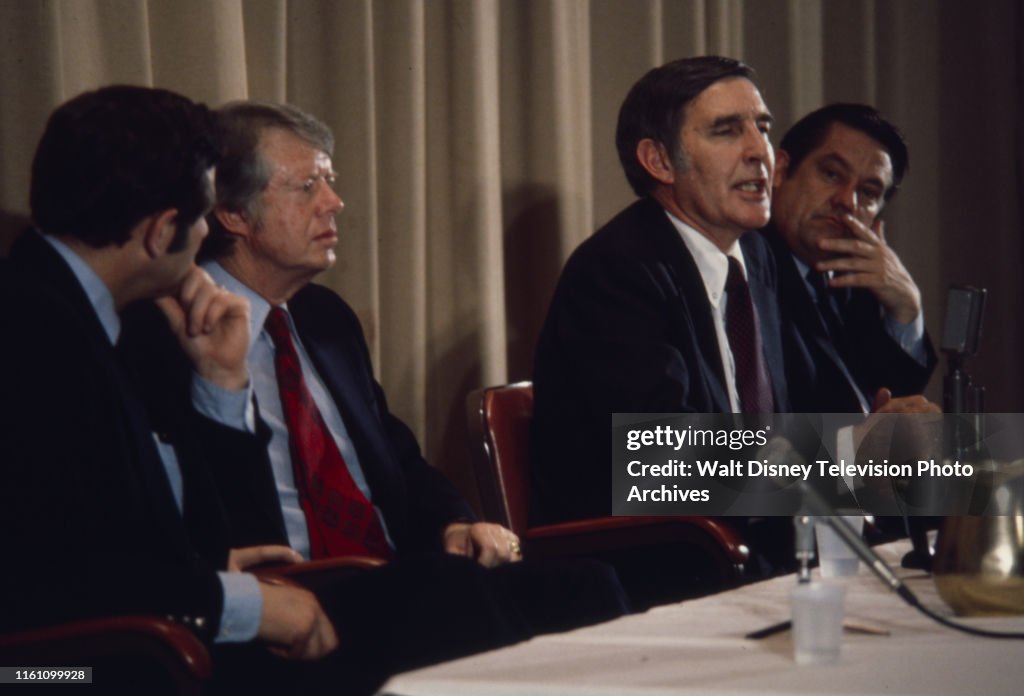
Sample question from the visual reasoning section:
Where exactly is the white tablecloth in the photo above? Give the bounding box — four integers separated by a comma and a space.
381, 542, 1024, 695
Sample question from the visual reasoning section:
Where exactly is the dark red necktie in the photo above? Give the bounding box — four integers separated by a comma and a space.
264, 307, 393, 560
724, 257, 774, 413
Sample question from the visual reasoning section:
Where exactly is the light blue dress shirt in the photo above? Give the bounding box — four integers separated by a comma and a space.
204, 261, 394, 559
44, 234, 261, 643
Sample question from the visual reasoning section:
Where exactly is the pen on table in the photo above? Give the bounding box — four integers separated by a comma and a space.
746, 618, 890, 640
745, 620, 791, 640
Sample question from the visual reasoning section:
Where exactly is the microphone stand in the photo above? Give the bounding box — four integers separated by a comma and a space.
747, 445, 1024, 640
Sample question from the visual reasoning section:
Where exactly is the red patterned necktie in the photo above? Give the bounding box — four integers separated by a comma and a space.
264, 307, 393, 560
724, 257, 774, 413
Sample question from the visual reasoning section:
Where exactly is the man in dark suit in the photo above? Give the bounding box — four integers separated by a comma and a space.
0, 86, 342, 691
762, 103, 936, 414
124, 100, 628, 683
531, 57, 787, 525
763, 103, 941, 557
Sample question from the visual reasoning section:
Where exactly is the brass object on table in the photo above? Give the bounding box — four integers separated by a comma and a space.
933, 460, 1024, 616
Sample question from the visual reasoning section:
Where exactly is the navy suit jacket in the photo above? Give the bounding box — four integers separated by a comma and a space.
0, 232, 253, 638
530, 198, 789, 523
123, 282, 475, 556
760, 224, 936, 413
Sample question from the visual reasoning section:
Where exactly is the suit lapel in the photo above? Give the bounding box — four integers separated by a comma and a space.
640, 201, 732, 412
11, 232, 192, 553
765, 227, 865, 412
741, 233, 788, 411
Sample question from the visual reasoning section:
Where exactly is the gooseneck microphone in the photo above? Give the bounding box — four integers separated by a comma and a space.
761, 438, 912, 600
760, 437, 1024, 640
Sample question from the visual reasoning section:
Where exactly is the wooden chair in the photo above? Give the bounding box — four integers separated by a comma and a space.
0, 556, 385, 692
0, 615, 211, 695
467, 382, 748, 600
257, 555, 386, 593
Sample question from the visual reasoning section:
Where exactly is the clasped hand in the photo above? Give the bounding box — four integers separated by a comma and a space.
443, 522, 523, 568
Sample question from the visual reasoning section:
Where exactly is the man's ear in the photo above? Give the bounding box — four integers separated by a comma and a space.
214, 207, 253, 239
141, 209, 179, 258
772, 149, 790, 188
635, 139, 676, 185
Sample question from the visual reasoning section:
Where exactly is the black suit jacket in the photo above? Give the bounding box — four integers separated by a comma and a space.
759, 224, 936, 413
530, 198, 789, 523
122, 281, 476, 556
0, 232, 259, 638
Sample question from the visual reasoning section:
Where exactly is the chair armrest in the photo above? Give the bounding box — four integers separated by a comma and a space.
525, 515, 749, 565
0, 615, 211, 690
253, 555, 386, 593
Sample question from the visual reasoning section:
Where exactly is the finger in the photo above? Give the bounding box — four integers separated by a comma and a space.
874, 218, 886, 243
888, 396, 941, 414
822, 271, 877, 290
300, 615, 338, 661
189, 281, 243, 337
478, 547, 501, 567
317, 613, 339, 656
289, 629, 314, 661
238, 544, 303, 570
473, 524, 507, 566
816, 257, 876, 276
267, 645, 290, 660
185, 282, 222, 337
872, 388, 892, 412
443, 536, 469, 556
154, 296, 187, 336
817, 236, 877, 259
873, 396, 938, 414
198, 292, 231, 335
443, 524, 473, 557
838, 213, 878, 242
177, 266, 209, 307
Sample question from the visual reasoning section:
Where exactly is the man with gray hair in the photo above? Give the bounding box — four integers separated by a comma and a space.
528, 57, 794, 600
123, 99, 629, 689
532, 56, 787, 524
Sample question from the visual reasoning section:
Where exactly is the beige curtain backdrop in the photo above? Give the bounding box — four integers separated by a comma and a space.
1, 0, 1020, 507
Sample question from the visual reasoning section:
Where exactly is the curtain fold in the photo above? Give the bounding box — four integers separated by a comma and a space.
0, 0, 1020, 510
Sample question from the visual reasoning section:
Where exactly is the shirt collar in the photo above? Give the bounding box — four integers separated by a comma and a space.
43, 233, 120, 344
203, 260, 290, 353
792, 254, 834, 299
663, 210, 747, 309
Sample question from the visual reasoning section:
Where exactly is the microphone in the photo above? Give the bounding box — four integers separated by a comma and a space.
754, 437, 1024, 639
759, 437, 914, 603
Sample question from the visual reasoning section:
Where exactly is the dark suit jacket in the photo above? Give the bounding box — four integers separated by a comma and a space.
122, 281, 476, 556
759, 224, 936, 413
0, 232, 259, 638
530, 198, 789, 523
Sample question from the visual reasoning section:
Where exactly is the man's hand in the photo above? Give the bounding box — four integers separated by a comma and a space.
228, 545, 303, 571
869, 387, 940, 415
443, 522, 522, 568
155, 267, 251, 390
816, 214, 922, 324
258, 581, 339, 660
852, 388, 943, 463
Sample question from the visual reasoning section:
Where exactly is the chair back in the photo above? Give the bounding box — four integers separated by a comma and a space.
466, 382, 533, 535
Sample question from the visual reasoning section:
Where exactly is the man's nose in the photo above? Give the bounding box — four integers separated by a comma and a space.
743, 127, 771, 165
830, 183, 857, 212
318, 181, 344, 215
